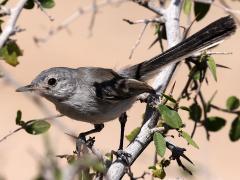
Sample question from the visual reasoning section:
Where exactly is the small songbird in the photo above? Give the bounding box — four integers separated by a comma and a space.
16, 16, 236, 149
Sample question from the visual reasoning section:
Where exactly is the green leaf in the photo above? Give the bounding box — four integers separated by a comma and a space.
189, 103, 202, 122
39, 0, 55, 9
189, 66, 200, 80
229, 116, 240, 141
207, 56, 217, 81
153, 132, 166, 157
180, 130, 199, 149
183, 0, 192, 15
162, 93, 177, 103
92, 162, 106, 172
0, 40, 23, 66
15, 110, 22, 125
226, 96, 240, 111
24, 0, 35, 9
66, 155, 77, 164
152, 167, 166, 179
148, 165, 156, 170
158, 105, 183, 129
194, 2, 211, 21
205, 117, 226, 132
125, 127, 140, 142
25, 120, 50, 135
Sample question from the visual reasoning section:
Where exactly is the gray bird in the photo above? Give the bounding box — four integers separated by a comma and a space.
16, 16, 236, 149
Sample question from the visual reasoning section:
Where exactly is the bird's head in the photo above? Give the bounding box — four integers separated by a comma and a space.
16, 67, 77, 101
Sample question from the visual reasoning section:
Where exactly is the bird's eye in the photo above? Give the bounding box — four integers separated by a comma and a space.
47, 78, 57, 86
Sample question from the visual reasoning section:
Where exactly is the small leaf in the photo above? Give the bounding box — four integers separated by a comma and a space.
105, 153, 113, 161
229, 116, 240, 141
162, 93, 177, 103
148, 165, 156, 170
125, 127, 140, 142
158, 105, 183, 129
152, 167, 166, 179
189, 66, 200, 80
25, 120, 50, 135
15, 110, 22, 125
226, 96, 240, 111
183, 0, 192, 15
0, 40, 23, 66
67, 155, 77, 164
39, 0, 55, 9
194, 2, 211, 21
92, 162, 106, 172
180, 130, 199, 149
24, 0, 34, 9
205, 117, 226, 132
207, 56, 217, 81
189, 103, 202, 122
153, 132, 166, 157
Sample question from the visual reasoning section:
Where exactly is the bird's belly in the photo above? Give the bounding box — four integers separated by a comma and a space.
55, 97, 136, 124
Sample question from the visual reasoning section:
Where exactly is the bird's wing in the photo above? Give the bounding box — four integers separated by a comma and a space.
76, 67, 154, 101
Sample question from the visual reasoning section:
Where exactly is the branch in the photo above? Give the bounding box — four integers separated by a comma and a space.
123, 17, 165, 59
106, 0, 183, 179
0, 0, 28, 48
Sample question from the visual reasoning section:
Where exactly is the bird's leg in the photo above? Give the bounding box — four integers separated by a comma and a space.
78, 123, 104, 143
113, 112, 132, 165
118, 112, 127, 150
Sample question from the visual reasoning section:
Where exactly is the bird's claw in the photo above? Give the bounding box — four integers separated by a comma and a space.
112, 149, 132, 165
76, 134, 96, 151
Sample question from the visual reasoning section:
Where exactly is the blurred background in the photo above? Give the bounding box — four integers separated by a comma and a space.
0, 0, 239, 179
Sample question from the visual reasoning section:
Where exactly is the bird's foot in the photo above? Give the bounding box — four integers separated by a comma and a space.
76, 134, 96, 151
112, 149, 132, 165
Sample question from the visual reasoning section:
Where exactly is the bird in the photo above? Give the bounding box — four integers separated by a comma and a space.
16, 16, 236, 149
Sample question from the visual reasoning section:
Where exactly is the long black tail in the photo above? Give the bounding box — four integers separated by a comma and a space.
120, 16, 236, 80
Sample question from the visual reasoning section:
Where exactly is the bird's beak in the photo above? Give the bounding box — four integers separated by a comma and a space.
16, 84, 36, 92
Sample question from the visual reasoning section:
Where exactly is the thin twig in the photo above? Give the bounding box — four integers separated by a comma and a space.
0, 114, 63, 143
123, 17, 164, 25
131, 0, 165, 15
215, 0, 240, 15
0, 127, 23, 143
198, 91, 210, 140
34, 0, 126, 44
210, 104, 240, 115
215, 0, 240, 25
88, 0, 97, 37
129, 22, 149, 59
34, 0, 54, 21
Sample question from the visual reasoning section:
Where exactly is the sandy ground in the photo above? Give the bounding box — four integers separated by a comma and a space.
0, 1, 239, 179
